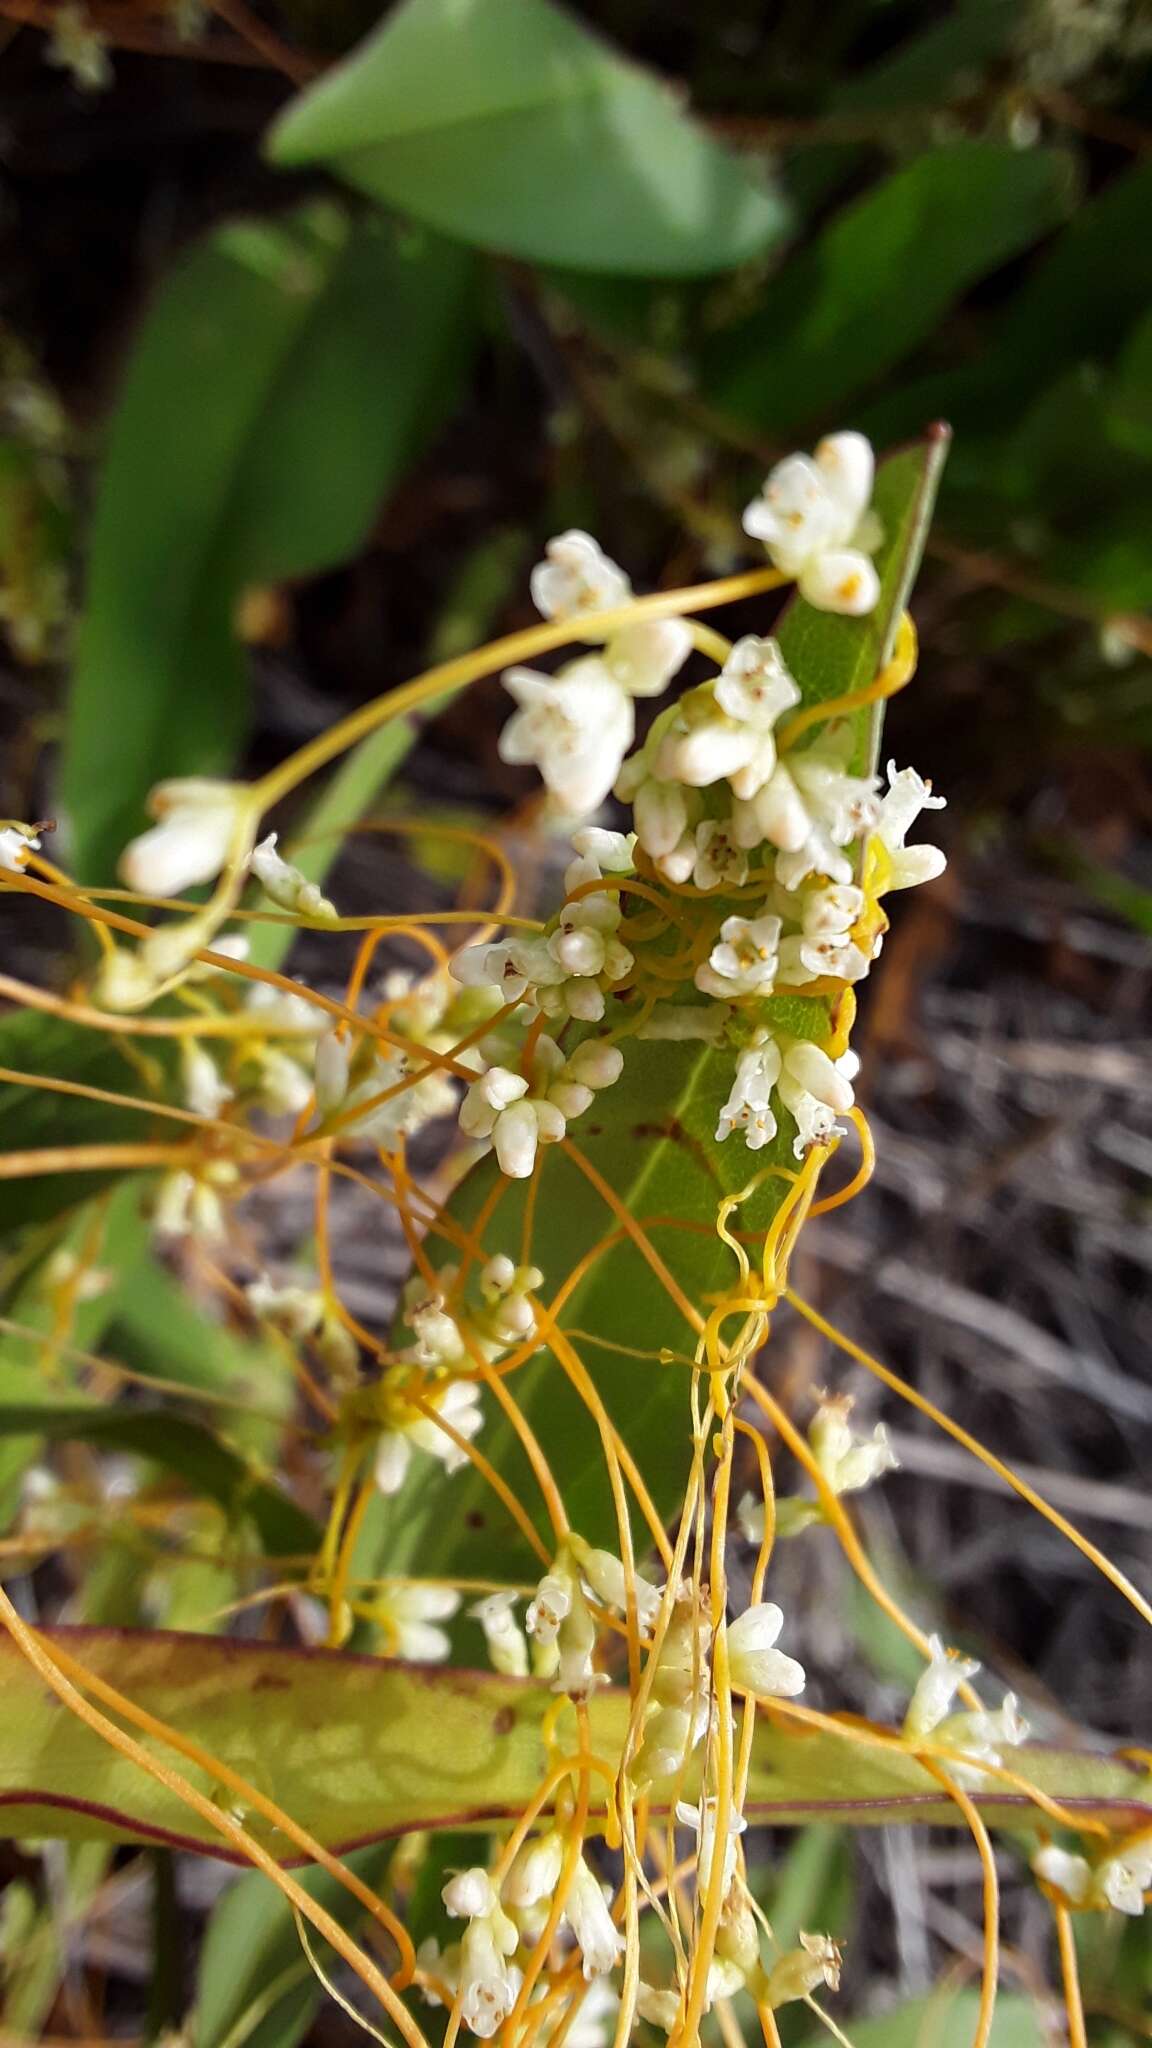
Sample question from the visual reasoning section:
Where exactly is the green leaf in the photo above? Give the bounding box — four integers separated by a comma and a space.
370, 434, 948, 1584
62, 205, 477, 883
195, 1845, 394, 2048
267, 0, 788, 277
797, 1990, 1046, 2048
0, 1008, 177, 1233
861, 158, 1152, 444
704, 145, 1074, 433
0, 1628, 1145, 1853
248, 527, 528, 975
0, 1398, 317, 1557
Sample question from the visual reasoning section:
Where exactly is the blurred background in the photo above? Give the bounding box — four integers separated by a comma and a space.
1, 0, 1151, 2038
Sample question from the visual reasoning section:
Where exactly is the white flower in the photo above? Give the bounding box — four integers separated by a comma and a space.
460, 1924, 522, 2038
119, 778, 247, 898
500, 626, 689, 819
570, 826, 635, 871
245, 1277, 324, 1339
779, 881, 872, 985
637, 1985, 681, 2032
695, 911, 781, 1000
499, 659, 634, 817
726, 1603, 806, 1699
459, 1035, 621, 1177
478, 1258, 543, 1347
903, 1635, 981, 1740
875, 761, 947, 889
675, 1798, 747, 1901
810, 1396, 897, 1496
250, 833, 337, 921
777, 1040, 855, 1157
803, 881, 864, 936
764, 1931, 842, 2008
526, 1569, 574, 1646
459, 1065, 562, 1179
634, 1703, 700, 1786
1096, 1839, 1152, 1916
453, 935, 556, 1007
180, 1040, 232, 1120
470, 1591, 529, 1677
743, 432, 880, 616
377, 1583, 460, 1661
715, 636, 802, 733
574, 1541, 663, 1631
0, 823, 41, 873
604, 620, 693, 698
444, 1867, 498, 1920
567, 1859, 625, 1978
716, 1039, 781, 1151
692, 820, 749, 891
654, 640, 799, 800
373, 1377, 484, 1494
252, 1048, 314, 1117
415, 1935, 460, 2008
1031, 1845, 1092, 1906
616, 753, 692, 862
935, 1693, 1029, 1779
530, 530, 631, 624
504, 1829, 566, 1909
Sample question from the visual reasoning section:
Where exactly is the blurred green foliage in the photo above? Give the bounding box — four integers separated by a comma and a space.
2, 0, 1146, 888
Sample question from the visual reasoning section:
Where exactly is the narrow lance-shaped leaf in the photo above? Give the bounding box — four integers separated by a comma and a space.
62, 205, 476, 884
0, 1628, 1146, 1855
368, 433, 948, 1585
267, 0, 788, 277
703, 145, 1074, 435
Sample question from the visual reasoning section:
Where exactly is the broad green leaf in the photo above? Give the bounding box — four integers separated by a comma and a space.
195, 1845, 394, 2048
704, 145, 1074, 433
267, 0, 788, 276
0, 1628, 1145, 1853
0, 1397, 317, 1557
797, 1990, 1046, 2048
370, 434, 948, 1584
62, 205, 477, 883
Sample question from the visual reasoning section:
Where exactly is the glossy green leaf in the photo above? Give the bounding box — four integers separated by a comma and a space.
267, 0, 788, 276
705, 145, 1074, 433
195, 1845, 394, 2048
370, 435, 948, 1584
0, 1397, 317, 1557
798, 1990, 1045, 2048
0, 1628, 1146, 1853
62, 206, 477, 884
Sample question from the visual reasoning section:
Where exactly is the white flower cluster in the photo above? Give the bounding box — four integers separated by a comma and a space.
742, 431, 882, 616
903, 1634, 1029, 1786
372, 1257, 542, 1496
740, 1392, 898, 1539
1033, 1838, 1152, 1918
314, 970, 501, 1152
499, 530, 692, 817
435, 1848, 624, 2037
462, 448, 946, 1179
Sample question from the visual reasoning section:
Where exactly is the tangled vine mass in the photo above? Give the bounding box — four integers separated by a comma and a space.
2, 430, 1149, 2048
